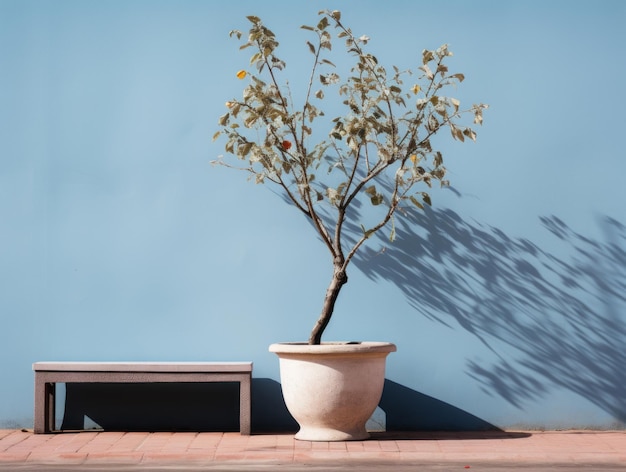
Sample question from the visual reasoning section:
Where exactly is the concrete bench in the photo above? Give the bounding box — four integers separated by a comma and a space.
33, 361, 252, 435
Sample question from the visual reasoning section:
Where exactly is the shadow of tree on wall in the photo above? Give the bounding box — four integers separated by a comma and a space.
350, 206, 626, 423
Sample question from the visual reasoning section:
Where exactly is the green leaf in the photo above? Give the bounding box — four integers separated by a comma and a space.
419, 64, 434, 80
319, 73, 339, 85
225, 139, 234, 154
451, 126, 465, 142
365, 185, 377, 196
410, 196, 424, 210
431, 167, 446, 180
218, 113, 230, 126
320, 31, 332, 50
463, 128, 477, 141
427, 114, 439, 131
433, 151, 443, 168
422, 49, 434, 65
473, 105, 486, 125
239, 142, 253, 157
317, 16, 329, 30
249, 52, 262, 65
370, 194, 383, 205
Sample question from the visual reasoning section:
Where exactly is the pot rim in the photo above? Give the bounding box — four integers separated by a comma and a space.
269, 341, 397, 355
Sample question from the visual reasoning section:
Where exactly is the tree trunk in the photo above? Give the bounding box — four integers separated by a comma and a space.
308, 264, 348, 345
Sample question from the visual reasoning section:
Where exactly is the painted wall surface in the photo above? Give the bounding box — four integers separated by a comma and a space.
1, 0, 625, 430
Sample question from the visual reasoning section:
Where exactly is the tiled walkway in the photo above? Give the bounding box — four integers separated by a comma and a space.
1, 429, 625, 470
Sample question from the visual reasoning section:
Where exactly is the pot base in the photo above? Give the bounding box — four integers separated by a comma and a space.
295, 426, 369, 442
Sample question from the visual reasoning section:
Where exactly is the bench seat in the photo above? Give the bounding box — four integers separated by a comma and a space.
33, 361, 252, 435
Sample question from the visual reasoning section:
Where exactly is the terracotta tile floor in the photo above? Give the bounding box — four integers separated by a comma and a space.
0, 429, 625, 468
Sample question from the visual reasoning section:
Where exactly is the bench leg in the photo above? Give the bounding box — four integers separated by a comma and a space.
239, 377, 251, 435
34, 374, 55, 434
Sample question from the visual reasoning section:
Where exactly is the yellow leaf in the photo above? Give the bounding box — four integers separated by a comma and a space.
236, 70, 247, 79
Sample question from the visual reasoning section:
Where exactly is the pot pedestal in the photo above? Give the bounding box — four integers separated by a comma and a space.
269, 342, 396, 441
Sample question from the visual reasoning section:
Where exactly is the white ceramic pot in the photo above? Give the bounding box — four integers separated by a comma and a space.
269, 341, 396, 441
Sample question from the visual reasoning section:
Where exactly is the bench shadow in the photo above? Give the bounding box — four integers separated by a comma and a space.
61, 378, 298, 433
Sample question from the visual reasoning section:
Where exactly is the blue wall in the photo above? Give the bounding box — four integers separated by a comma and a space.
1, 0, 625, 430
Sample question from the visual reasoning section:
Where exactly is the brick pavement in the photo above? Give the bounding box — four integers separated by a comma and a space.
0, 429, 625, 470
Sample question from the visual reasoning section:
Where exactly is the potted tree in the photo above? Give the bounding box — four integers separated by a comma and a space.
213, 10, 487, 441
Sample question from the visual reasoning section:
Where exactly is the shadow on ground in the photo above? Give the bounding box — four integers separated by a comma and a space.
60, 378, 500, 433
61, 379, 297, 433
370, 430, 531, 440
380, 380, 499, 431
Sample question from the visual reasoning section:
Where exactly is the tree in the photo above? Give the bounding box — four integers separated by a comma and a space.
213, 10, 488, 344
